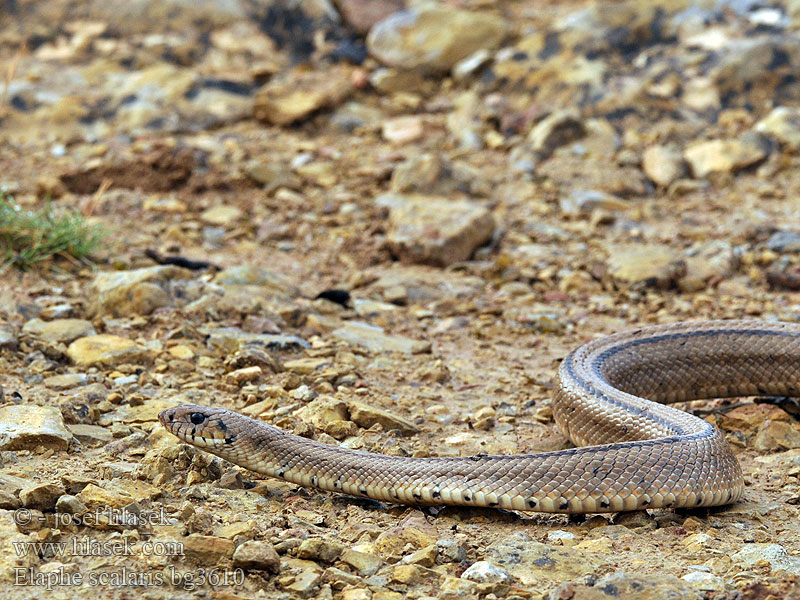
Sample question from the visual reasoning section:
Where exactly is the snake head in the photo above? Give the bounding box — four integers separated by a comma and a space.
159, 404, 237, 449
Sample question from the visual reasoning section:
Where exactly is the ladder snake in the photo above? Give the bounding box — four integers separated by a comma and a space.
160, 320, 800, 513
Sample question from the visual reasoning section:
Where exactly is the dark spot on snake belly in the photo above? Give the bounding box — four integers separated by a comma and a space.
360, 488, 368, 496
528, 498, 537, 508
311, 476, 318, 486
463, 494, 471, 503
278, 470, 285, 478
488, 501, 499, 507
559, 501, 569, 510
600, 500, 610, 508
412, 491, 422, 500
641, 499, 650, 506
695, 497, 703, 505
432, 489, 441, 499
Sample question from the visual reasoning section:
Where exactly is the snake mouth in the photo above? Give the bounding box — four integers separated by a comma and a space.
158, 408, 175, 429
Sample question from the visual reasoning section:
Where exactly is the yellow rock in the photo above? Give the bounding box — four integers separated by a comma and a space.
168, 344, 195, 359
77, 483, 134, 510
67, 334, 151, 367
200, 204, 242, 226
0, 405, 72, 451
392, 564, 423, 584
183, 534, 235, 563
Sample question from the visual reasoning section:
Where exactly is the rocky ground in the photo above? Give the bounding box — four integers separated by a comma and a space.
1, 0, 800, 598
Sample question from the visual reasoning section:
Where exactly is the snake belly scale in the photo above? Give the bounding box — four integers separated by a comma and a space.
159, 320, 800, 513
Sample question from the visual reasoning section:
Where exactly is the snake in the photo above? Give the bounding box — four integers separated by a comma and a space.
159, 320, 800, 513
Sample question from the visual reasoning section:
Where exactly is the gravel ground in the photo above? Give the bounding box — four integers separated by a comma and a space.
1, 1, 800, 599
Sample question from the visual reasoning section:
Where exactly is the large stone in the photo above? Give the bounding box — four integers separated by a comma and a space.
66, 334, 151, 367
731, 543, 800, 575
485, 533, 604, 586
461, 561, 513, 584
367, 7, 508, 73
68, 423, 112, 444
679, 240, 737, 292
537, 156, 648, 197
682, 570, 725, 592
294, 397, 351, 434
554, 571, 704, 600
200, 204, 242, 226
641, 144, 687, 187
381, 194, 495, 267
756, 106, 800, 150
278, 558, 324, 597
375, 514, 437, 559
390, 153, 446, 194
213, 265, 299, 297
232, 540, 280, 572
183, 534, 235, 563
88, 265, 192, 317
76, 483, 135, 510
0, 473, 32, 508
21, 319, 96, 344
20, 483, 65, 511
711, 37, 779, 95
296, 539, 345, 563
254, 66, 354, 126
348, 400, 418, 433
766, 231, 800, 253
44, 373, 89, 390
607, 244, 685, 288
0, 405, 72, 451
683, 133, 770, 178
340, 547, 383, 576
381, 115, 424, 144
332, 321, 430, 354
754, 420, 800, 451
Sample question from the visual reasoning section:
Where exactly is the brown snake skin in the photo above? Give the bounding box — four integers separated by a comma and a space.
160, 320, 800, 513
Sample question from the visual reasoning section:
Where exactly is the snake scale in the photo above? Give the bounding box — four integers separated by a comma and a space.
160, 320, 800, 513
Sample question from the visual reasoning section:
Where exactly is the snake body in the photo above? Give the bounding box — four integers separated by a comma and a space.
159, 320, 800, 513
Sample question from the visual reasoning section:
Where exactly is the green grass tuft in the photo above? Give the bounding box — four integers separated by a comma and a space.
0, 189, 106, 270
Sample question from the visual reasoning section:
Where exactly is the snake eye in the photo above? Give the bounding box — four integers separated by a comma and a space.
190, 412, 206, 425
